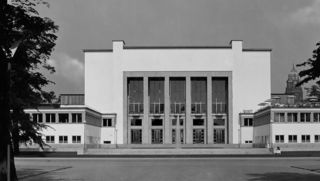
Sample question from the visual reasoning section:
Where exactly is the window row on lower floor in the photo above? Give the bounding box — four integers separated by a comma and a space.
275, 134, 320, 143
130, 128, 226, 144
45, 135, 81, 144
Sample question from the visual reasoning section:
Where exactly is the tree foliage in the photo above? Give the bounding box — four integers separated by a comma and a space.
304, 84, 320, 99
297, 41, 320, 86
0, 0, 58, 180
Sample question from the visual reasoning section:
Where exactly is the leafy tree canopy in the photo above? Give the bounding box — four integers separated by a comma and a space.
0, 0, 58, 180
297, 41, 320, 86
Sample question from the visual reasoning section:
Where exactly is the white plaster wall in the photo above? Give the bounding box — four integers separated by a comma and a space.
272, 123, 320, 143
41, 124, 85, 144
240, 127, 253, 143
253, 124, 270, 144
84, 124, 101, 144
100, 127, 116, 144
85, 41, 271, 144
85, 53, 114, 113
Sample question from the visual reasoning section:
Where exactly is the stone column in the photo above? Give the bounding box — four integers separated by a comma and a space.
123, 76, 128, 144
207, 76, 213, 144
164, 76, 171, 144
186, 76, 193, 144
143, 76, 149, 144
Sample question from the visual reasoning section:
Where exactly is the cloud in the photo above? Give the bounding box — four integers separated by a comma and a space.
290, 0, 320, 25
45, 53, 84, 93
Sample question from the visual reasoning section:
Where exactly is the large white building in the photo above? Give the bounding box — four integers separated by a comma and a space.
84, 40, 271, 145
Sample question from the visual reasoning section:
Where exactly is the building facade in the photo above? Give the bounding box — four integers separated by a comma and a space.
253, 104, 320, 149
84, 40, 271, 145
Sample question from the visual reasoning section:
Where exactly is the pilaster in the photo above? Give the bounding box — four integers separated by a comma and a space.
207, 76, 213, 144
143, 76, 149, 144
164, 76, 171, 144
186, 76, 192, 144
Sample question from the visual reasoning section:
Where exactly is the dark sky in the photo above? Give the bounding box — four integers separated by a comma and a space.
37, 0, 320, 96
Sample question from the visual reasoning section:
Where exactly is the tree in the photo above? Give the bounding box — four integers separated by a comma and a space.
296, 41, 320, 86
304, 84, 320, 100
0, 0, 58, 180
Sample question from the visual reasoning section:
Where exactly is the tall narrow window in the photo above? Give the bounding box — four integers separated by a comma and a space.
191, 77, 207, 114
212, 78, 228, 114
170, 78, 186, 114
128, 78, 143, 114
149, 78, 164, 114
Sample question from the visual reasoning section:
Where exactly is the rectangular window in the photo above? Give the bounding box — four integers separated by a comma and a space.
152, 119, 163, 126
275, 135, 284, 143
314, 113, 320, 122
59, 136, 68, 143
244, 118, 253, 126
131, 129, 142, 144
287, 113, 298, 122
214, 118, 225, 126
193, 119, 204, 126
102, 118, 113, 127
274, 113, 285, 122
45, 136, 55, 143
245, 140, 252, 143
315, 135, 320, 142
58, 114, 69, 123
301, 135, 310, 143
171, 119, 184, 126
72, 113, 82, 123
288, 135, 297, 143
130, 119, 142, 126
72, 136, 81, 143
32, 113, 43, 123
170, 78, 186, 114
301, 113, 311, 122
45, 113, 56, 123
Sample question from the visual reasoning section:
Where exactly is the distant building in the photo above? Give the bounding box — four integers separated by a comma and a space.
253, 103, 320, 149
285, 64, 303, 103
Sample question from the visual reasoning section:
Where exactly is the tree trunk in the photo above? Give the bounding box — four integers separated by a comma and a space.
0, 50, 18, 181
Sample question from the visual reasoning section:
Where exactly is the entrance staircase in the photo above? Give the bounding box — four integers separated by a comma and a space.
85, 145, 272, 156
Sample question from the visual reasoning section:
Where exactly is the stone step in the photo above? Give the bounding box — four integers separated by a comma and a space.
85, 148, 272, 155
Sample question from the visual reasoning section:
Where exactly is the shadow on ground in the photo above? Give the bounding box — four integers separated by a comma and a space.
247, 172, 320, 181
17, 166, 74, 181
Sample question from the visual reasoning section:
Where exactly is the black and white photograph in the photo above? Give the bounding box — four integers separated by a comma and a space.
1, 0, 320, 180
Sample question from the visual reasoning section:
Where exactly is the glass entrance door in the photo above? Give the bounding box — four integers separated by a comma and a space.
131, 129, 142, 144
193, 129, 204, 144
152, 129, 163, 144
214, 128, 225, 144
171, 118, 185, 144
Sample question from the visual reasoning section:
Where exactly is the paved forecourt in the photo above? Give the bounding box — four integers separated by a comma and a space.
16, 157, 320, 181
